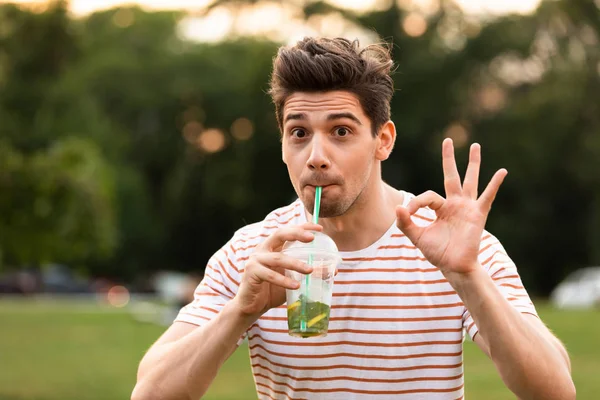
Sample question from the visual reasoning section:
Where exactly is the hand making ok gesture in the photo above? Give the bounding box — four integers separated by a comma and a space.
396, 138, 507, 277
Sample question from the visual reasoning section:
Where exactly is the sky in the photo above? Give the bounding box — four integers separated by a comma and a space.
5, 0, 543, 43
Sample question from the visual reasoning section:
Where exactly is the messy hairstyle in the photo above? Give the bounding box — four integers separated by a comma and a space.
268, 37, 395, 137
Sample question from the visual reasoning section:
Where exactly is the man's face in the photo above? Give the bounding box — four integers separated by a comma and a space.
281, 91, 380, 218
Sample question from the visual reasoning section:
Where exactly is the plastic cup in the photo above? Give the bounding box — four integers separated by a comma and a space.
282, 231, 341, 338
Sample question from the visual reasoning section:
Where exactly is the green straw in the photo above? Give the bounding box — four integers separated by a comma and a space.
300, 186, 321, 332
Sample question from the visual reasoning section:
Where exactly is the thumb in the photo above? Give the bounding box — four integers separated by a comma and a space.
395, 205, 423, 245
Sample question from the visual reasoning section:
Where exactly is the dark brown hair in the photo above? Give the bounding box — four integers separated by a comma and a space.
268, 37, 395, 136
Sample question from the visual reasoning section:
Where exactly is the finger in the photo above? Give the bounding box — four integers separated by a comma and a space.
462, 143, 481, 199
260, 223, 322, 252
478, 169, 508, 211
252, 264, 300, 290
407, 190, 445, 214
253, 252, 314, 275
395, 205, 425, 245
442, 138, 462, 197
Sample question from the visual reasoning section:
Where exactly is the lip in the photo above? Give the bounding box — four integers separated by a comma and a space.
306, 184, 332, 188
305, 184, 335, 192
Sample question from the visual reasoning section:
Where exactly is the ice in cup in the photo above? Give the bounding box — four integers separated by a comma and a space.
282, 231, 342, 338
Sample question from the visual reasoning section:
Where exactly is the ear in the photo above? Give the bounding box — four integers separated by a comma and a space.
375, 120, 396, 161
281, 138, 288, 165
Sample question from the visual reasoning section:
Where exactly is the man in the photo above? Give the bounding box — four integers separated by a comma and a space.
132, 37, 575, 400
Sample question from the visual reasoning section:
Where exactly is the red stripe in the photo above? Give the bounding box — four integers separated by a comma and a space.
482, 250, 508, 266
216, 259, 240, 287
478, 241, 499, 254
335, 278, 448, 285
176, 311, 210, 322
500, 283, 525, 290
202, 271, 236, 297
273, 203, 301, 218
197, 281, 231, 299
253, 325, 463, 335
251, 352, 463, 371
377, 244, 417, 250
249, 342, 462, 360
343, 255, 428, 262
466, 320, 476, 333
333, 291, 457, 297
233, 243, 258, 252
259, 315, 462, 323
233, 233, 270, 246
276, 302, 465, 310
193, 291, 220, 297
256, 389, 275, 400
248, 333, 463, 348
413, 213, 435, 222
337, 267, 439, 273
255, 379, 464, 395
255, 383, 294, 399
203, 269, 236, 297
265, 211, 302, 225
492, 274, 520, 282
488, 260, 513, 274
490, 266, 508, 278
221, 248, 241, 273
253, 365, 464, 384
190, 305, 221, 314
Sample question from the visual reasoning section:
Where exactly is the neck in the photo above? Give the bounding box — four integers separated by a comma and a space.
305, 180, 404, 252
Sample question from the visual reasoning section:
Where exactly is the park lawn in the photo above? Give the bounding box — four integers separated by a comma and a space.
0, 299, 598, 400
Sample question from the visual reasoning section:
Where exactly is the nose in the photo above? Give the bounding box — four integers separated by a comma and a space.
306, 134, 331, 171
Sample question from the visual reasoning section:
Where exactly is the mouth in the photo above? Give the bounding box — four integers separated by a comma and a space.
306, 183, 332, 188
304, 184, 336, 193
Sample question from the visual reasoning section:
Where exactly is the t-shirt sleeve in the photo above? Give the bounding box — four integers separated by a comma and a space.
463, 232, 538, 341
174, 236, 245, 340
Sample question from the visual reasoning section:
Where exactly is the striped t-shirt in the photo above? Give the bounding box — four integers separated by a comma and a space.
176, 191, 537, 399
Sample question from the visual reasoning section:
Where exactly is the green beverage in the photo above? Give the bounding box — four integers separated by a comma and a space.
287, 294, 331, 338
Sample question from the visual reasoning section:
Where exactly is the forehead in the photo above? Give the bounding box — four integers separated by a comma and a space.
282, 91, 366, 121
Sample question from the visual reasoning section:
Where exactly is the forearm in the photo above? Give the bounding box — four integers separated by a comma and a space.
448, 267, 575, 400
132, 300, 255, 400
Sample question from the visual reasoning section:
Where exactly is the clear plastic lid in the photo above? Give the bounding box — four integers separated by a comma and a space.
282, 231, 341, 263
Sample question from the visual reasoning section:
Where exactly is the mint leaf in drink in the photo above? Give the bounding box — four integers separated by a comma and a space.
287, 294, 331, 338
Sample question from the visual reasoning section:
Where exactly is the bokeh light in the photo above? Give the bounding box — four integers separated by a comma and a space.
444, 122, 469, 148
231, 118, 254, 141
107, 285, 130, 308
403, 13, 427, 37
477, 85, 507, 113
112, 8, 134, 28
182, 121, 203, 144
197, 128, 226, 153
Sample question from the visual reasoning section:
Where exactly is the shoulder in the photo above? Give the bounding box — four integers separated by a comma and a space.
229, 199, 304, 253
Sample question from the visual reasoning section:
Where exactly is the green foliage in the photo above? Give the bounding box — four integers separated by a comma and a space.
0, 138, 116, 266
0, 0, 598, 292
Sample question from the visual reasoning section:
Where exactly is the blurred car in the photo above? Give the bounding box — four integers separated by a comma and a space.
0, 264, 93, 295
550, 266, 600, 309
40, 264, 93, 293
0, 269, 39, 294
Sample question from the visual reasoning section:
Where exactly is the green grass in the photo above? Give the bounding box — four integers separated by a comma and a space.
0, 299, 598, 399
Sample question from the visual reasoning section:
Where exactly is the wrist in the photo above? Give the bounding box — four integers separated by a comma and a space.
226, 297, 261, 328
443, 263, 487, 290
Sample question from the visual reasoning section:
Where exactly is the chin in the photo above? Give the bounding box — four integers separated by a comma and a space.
314, 198, 351, 218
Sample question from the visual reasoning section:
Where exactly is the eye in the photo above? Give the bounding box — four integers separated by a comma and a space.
291, 128, 307, 138
334, 127, 349, 137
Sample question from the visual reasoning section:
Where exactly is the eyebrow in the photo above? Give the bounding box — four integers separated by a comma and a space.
283, 112, 363, 125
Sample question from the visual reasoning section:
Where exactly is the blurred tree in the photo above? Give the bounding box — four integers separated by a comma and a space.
0, 138, 116, 267
1, 0, 598, 295
0, 1, 117, 270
